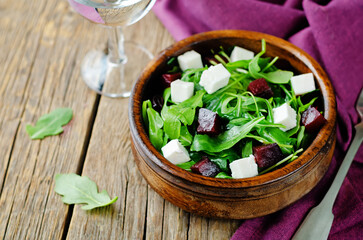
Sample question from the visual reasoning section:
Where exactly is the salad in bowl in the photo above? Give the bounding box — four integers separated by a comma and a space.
142, 39, 326, 179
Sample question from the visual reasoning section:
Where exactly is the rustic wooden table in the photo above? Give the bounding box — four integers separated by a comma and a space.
0, 1, 240, 239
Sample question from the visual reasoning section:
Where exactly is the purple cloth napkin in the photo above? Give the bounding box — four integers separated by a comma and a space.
68, 0, 104, 24
153, 0, 363, 239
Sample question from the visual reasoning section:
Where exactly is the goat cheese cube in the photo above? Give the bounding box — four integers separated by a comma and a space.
273, 103, 297, 131
290, 73, 316, 95
161, 139, 190, 165
230, 46, 255, 62
177, 50, 203, 71
171, 80, 194, 103
230, 155, 258, 179
199, 64, 231, 94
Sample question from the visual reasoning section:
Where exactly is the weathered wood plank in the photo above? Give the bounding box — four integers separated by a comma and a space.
145, 186, 164, 240
207, 218, 241, 240
162, 201, 190, 240
0, 0, 102, 238
188, 214, 209, 240
0, 0, 51, 190
188, 214, 240, 240
65, 12, 175, 240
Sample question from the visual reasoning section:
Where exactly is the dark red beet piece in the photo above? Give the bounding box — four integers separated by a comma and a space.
302, 106, 327, 132
197, 108, 222, 136
247, 78, 274, 99
151, 95, 164, 112
253, 143, 284, 168
191, 156, 220, 177
161, 72, 181, 87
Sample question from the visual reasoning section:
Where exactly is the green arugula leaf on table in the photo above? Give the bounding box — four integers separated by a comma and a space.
26, 108, 73, 140
55, 173, 118, 210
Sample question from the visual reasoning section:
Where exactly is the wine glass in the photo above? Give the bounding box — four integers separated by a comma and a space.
68, 0, 156, 98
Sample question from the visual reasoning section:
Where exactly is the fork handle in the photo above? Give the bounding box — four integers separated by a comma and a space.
292, 122, 363, 240
322, 122, 363, 207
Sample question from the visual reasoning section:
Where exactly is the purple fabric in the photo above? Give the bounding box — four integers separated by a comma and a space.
153, 0, 363, 239
68, 0, 104, 24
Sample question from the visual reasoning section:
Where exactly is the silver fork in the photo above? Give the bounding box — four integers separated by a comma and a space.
292, 88, 363, 240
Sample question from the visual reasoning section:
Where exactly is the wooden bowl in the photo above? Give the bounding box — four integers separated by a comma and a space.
129, 30, 336, 219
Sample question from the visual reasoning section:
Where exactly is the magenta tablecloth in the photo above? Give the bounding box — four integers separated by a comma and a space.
153, 0, 363, 239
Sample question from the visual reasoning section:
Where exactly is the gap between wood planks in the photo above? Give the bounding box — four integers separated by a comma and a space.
61, 94, 101, 240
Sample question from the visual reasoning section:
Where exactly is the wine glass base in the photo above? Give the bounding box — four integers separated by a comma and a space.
81, 41, 153, 98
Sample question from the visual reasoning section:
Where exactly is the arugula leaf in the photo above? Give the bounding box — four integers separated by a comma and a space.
142, 100, 152, 127
258, 69, 293, 84
147, 108, 164, 151
178, 126, 193, 146
161, 90, 205, 139
226, 59, 251, 71
210, 158, 229, 172
248, 39, 293, 84
296, 126, 305, 149
191, 116, 264, 152
257, 127, 296, 154
215, 172, 233, 179
181, 67, 207, 91
189, 151, 204, 162
228, 118, 284, 129
241, 140, 253, 158
54, 173, 118, 210
161, 88, 180, 139
142, 99, 165, 151
298, 96, 318, 113
26, 108, 73, 140
163, 118, 181, 140
248, 39, 266, 79
259, 149, 303, 175
176, 161, 196, 172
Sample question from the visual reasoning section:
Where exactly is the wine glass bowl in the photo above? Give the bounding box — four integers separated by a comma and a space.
68, 0, 156, 26
68, 0, 156, 97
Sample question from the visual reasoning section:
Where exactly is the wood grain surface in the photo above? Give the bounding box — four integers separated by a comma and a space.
0, 0, 240, 239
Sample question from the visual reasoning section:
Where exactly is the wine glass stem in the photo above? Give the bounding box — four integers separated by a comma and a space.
108, 27, 127, 64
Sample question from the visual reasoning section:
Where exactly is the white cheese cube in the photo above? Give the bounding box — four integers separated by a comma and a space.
230, 46, 255, 62
171, 80, 194, 103
177, 50, 204, 71
161, 139, 190, 165
291, 73, 316, 95
230, 155, 258, 179
273, 103, 297, 131
199, 64, 231, 94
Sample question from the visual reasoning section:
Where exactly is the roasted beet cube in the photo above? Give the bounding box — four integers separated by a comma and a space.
191, 156, 220, 177
197, 108, 222, 136
161, 72, 182, 87
302, 106, 327, 132
151, 95, 164, 112
247, 78, 274, 99
253, 143, 284, 168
